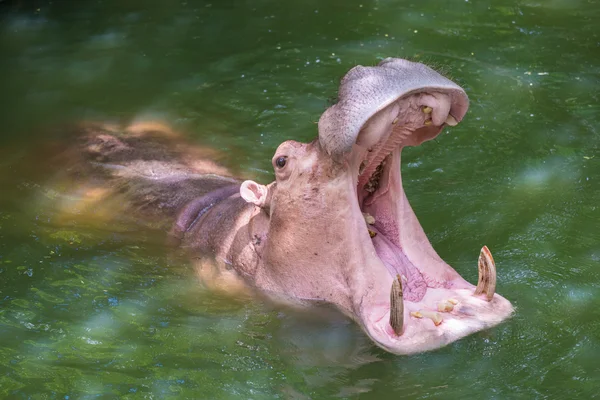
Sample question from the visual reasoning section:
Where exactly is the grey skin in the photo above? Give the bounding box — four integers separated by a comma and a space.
54, 58, 513, 355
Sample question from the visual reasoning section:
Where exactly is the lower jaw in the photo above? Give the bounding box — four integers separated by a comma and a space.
351, 149, 513, 353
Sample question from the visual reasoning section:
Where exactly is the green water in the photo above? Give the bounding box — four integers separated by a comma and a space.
1, 0, 599, 398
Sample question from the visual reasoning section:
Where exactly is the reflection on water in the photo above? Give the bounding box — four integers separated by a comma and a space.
1, 0, 599, 398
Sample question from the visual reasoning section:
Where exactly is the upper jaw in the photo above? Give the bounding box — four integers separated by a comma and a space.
318, 57, 469, 157
351, 89, 465, 185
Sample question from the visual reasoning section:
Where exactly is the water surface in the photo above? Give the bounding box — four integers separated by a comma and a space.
1, 0, 599, 398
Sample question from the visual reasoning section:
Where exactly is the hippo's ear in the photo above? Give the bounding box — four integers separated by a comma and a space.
240, 180, 269, 208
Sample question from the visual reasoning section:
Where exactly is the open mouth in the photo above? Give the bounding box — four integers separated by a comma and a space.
347, 91, 513, 353
354, 94, 464, 305
315, 58, 513, 353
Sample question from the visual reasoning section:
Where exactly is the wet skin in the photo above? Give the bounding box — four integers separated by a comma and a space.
50, 58, 512, 355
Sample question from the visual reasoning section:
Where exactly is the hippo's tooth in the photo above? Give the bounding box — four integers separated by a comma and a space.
362, 212, 375, 225
424, 119, 433, 126
422, 106, 433, 114
474, 245, 496, 301
437, 300, 455, 312
392, 117, 399, 125
445, 114, 458, 126
390, 275, 404, 336
419, 310, 443, 326
411, 310, 443, 326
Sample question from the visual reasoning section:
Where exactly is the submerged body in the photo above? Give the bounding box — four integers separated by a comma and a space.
50, 58, 513, 355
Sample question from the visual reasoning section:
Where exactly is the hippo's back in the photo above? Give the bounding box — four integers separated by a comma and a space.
47, 122, 241, 232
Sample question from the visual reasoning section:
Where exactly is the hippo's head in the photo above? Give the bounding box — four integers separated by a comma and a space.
241, 58, 513, 355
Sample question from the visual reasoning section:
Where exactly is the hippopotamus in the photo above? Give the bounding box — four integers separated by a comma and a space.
52, 58, 513, 355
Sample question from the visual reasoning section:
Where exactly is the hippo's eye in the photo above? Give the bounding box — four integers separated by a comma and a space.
275, 156, 287, 169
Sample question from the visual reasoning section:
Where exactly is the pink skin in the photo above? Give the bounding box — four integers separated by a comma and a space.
193, 58, 513, 354
38, 58, 512, 355
355, 142, 512, 354
237, 90, 512, 354
347, 90, 512, 354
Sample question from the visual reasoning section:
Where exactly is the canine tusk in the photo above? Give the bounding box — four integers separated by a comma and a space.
390, 275, 404, 335
474, 245, 496, 301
